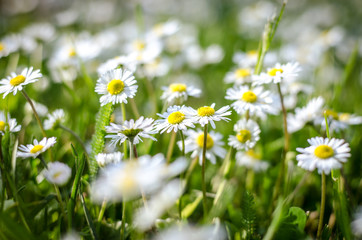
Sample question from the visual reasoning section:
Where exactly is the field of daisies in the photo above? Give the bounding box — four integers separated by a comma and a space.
0, 0, 362, 239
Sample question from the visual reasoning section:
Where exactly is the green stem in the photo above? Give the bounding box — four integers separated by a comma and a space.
121, 103, 128, 160
179, 130, 185, 156
121, 201, 126, 240
201, 124, 208, 218
54, 184, 67, 226
166, 131, 177, 163
178, 130, 186, 219
97, 199, 107, 223
129, 140, 133, 161
317, 173, 326, 239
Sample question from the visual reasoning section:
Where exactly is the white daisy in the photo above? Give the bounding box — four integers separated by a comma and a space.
97, 55, 137, 76
96, 152, 123, 167
236, 150, 269, 172
253, 62, 301, 85
105, 116, 157, 146
17, 137, 57, 159
315, 110, 362, 133
180, 129, 226, 165
44, 109, 65, 130
225, 86, 276, 118
183, 103, 231, 129
296, 137, 351, 175
228, 119, 260, 150
155, 105, 196, 134
0, 35, 19, 58
42, 161, 72, 186
160, 82, 201, 105
95, 68, 138, 106
91, 154, 187, 202
224, 67, 252, 85
0, 67, 42, 98
287, 97, 325, 133
0, 112, 21, 135
149, 19, 180, 38
126, 37, 163, 64
140, 57, 171, 79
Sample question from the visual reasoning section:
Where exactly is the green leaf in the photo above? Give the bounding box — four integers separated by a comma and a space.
288, 207, 307, 232
241, 191, 257, 240
181, 193, 203, 219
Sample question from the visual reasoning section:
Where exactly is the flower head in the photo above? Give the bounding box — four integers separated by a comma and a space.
0, 67, 42, 98
224, 67, 252, 85
236, 150, 269, 172
296, 137, 350, 174
180, 129, 226, 164
253, 62, 301, 85
96, 152, 123, 167
44, 109, 65, 130
228, 119, 260, 150
161, 82, 201, 105
95, 68, 138, 106
105, 116, 157, 146
183, 103, 231, 129
42, 161, 72, 186
17, 137, 57, 159
0, 111, 21, 135
155, 105, 196, 133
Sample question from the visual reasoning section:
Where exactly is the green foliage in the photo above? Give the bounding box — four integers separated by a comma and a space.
241, 191, 257, 240
274, 206, 307, 240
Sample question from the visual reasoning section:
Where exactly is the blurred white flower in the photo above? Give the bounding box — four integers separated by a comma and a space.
126, 37, 163, 64
224, 67, 252, 85
22, 22, 56, 42
44, 109, 65, 130
161, 82, 201, 105
0, 35, 19, 58
228, 119, 260, 151
149, 19, 180, 38
97, 56, 137, 76
17, 137, 57, 159
236, 150, 269, 172
352, 206, 362, 237
296, 137, 350, 175
96, 152, 123, 168
42, 161, 72, 186
0, 111, 21, 135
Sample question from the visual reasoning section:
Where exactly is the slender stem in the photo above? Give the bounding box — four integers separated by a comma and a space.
129, 140, 133, 161
54, 184, 67, 226
166, 131, 177, 164
201, 124, 208, 218
179, 130, 185, 156
121, 201, 126, 240
129, 99, 140, 119
121, 103, 128, 159
324, 111, 331, 139
21, 90, 47, 137
178, 130, 186, 219
133, 144, 138, 159
185, 156, 199, 182
59, 124, 89, 161
97, 199, 107, 222
317, 173, 326, 239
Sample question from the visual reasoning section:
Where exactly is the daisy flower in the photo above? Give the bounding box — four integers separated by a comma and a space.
105, 116, 157, 146
228, 119, 260, 150
17, 137, 57, 159
0, 35, 19, 58
315, 110, 362, 133
296, 137, 351, 175
236, 150, 269, 172
42, 161, 72, 186
44, 109, 65, 130
160, 82, 201, 105
97, 55, 137, 76
155, 105, 196, 133
180, 129, 226, 164
183, 103, 231, 129
224, 67, 252, 85
91, 154, 187, 202
0, 67, 42, 98
95, 68, 138, 106
96, 152, 123, 167
126, 37, 162, 64
225, 86, 275, 118
0, 112, 21, 135
149, 19, 180, 38
252, 62, 301, 85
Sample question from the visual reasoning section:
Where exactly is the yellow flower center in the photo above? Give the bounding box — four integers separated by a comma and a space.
0, 43, 4, 51
30, 145, 44, 154
167, 111, 185, 124
68, 48, 76, 57
133, 40, 145, 51
196, 133, 214, 149
235, 68, 251, 78
170, 83, 187, 92
338, 113, 350, 122
325, 109, 338, 120
107, 79, 125, 95
10, 75, 26, 86
52, 171, 62, 179
314, 145, 334, 159
121, 172, 137, 192
236, 129, 252, 143
0, 121, 5, 131
242, 91, 257, 103
246, 149, 261, 159
197, 106, 215, 117
268, 68, 284, 76
247, 50, 257, 57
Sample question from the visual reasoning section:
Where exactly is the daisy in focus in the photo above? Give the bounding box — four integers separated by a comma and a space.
228, 119, 260, 151
105, 116, 157, 146
44, 109, 66, 130
161, 82, 201, 105
296, 137, 350, 174
252, 62, 301, 85
95, 68, 138, 106
96, 152, 123, 167
0, 111, 21, 135
0, 67, 42, 98
17, 137, 57, 159
180, 129, 226, 164
183, 103, 231, 129
236, 150, 269, 172
225, 86, 276, 118
42, 161, 72, 186
155, 105, 196, 133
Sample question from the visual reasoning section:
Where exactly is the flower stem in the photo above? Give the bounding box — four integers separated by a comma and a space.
166, 131, 177, 164
121, 103, 128, 159
121, 201, 126, 240
129, 140, 133, 161
179, 130, 185, 156
54, 184, 67, 227
178, 130, 186, 219
317, 172, 326, 239
201, 124, 208, 218
97, 199, 107, 223
21, 90, 47, 137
